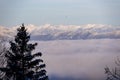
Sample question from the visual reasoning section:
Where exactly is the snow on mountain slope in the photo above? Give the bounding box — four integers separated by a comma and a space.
0, 26, 14, 40
0, 24, 120, 40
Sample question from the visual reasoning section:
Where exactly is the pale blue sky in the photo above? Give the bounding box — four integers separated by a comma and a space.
0, 0, 120, 27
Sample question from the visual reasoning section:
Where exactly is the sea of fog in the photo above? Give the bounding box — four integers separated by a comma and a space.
31, 39, 120, 80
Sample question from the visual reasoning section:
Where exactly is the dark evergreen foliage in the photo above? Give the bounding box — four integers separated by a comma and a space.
0, 24, 49, 80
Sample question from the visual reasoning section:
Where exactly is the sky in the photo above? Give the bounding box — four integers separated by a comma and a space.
0, 0, 120, 27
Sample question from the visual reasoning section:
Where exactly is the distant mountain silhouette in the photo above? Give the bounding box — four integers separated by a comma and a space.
0, 24, 120, 40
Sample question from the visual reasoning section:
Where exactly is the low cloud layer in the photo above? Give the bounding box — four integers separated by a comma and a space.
0, 24, 120, 40
33, 39, 120, 80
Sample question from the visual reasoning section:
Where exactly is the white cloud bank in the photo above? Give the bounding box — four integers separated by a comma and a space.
33, 39, 120, 80
0, 24, 120, 40
0, 24, 120, 79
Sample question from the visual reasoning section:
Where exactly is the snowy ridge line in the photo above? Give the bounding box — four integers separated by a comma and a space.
0, 24, 120, 40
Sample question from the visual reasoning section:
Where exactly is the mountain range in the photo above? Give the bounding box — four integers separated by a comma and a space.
0, 24, 120, 40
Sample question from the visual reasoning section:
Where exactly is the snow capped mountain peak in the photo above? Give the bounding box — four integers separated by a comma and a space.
0, 24, 120, 40
83, 24, 110, 29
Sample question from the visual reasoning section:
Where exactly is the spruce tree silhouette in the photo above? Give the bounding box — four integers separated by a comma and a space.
0, 24, 49, 80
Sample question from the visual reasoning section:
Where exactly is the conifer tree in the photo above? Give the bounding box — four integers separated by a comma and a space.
0, 24, 49, 80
